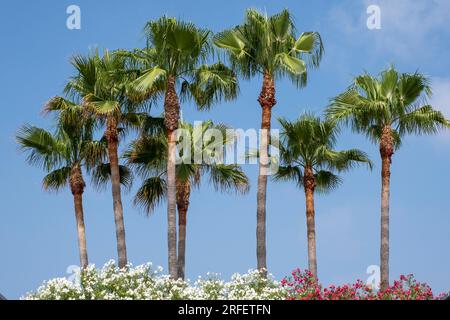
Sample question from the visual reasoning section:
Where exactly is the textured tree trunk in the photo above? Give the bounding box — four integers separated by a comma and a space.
256, 72, 276, 275
165, 75, 180, 279
106, 116, 127, 269
303, 167, 318, 278
73, 193, 88, 270
380, 125, 394, 291
70, 164, 88, 270
177, 180, 191, 280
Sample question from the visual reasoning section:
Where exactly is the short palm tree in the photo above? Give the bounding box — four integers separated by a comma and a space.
122, 17, 238, 278
214, 9, 324, 273
125, 121, 249, 280
65, 51, 146, 268
275, 114, 372, 278
327, 67, 449, 290
16, 97, 130, 269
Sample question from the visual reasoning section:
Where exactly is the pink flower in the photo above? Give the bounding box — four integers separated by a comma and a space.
282, 269, 443, 301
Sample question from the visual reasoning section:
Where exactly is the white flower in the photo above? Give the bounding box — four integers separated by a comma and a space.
23, 261, 286, 300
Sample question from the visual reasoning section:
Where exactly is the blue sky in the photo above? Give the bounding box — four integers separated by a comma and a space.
1, 0, 450, 298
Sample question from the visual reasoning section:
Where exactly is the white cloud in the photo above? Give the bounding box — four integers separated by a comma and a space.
368, 0, 450, 56
429, 77, 450, 143
328, 0, 450, 60
430, 78, 450, 118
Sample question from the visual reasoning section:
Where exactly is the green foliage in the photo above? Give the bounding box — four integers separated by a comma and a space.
327, 66, 450, 149
65, 50, 149, 130
120, 17, 239, 111
17, 98, 130, 192
214, 8, 323, 86
125, 121, 249, 214
275, 114, 372, 193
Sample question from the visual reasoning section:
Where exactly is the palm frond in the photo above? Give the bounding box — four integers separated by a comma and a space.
275, 115, 370, 193
214, 8, 323, 87
16, 125, 65, 170
91, 163, 133, 190
42, 166, 72, 192
134, 177, 167, 214
398, 105, 449, 135
207, 164, 249, 194
81, 140, 108, 170
327, 67, 449, 145
326, 149, 373, 172
273, 165, 303, 188
314, 170, 342, 194
185, 63, 239, 110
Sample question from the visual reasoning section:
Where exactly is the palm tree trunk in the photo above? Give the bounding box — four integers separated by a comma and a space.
73, 193, 88, 269
304, 167, 318, 278
380, 125, 394, 291
165, 75, 180, 279
106, 116, 127, 269
70, 164, 88, 270
177, 180, 191, 280
256, 72, 276, 275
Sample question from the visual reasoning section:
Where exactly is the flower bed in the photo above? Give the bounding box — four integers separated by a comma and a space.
283, 269, 445, 300
23, 261, 446, 300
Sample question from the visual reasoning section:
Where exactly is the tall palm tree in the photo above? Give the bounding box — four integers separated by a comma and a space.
275, 114, 371, 278
327, 67, 449, 290
16, 97, 131, 269
122, 17, 238, 278
213, 8, 324, 273
65, 51, 145, 268
125, 121, 249, 280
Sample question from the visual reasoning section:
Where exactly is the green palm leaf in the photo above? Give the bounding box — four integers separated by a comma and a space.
43, 167, 72, 191
134, 177, 167, 214
91, 163, 133, 190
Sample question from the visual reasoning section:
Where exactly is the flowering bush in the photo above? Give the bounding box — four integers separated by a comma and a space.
24, 261, 285, 300
376, 274, 439, 300
23, 262, 446, 300
282, 268, 445, 300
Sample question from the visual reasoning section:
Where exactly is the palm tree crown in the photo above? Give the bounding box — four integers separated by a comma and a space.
326, 67, 449, 151
123, 17, 239, 129
214, 8, 323, 85
17, 106, 105, 191
276, 114, 372, 191
125, 121, 249, 212
275, 114, 372, 278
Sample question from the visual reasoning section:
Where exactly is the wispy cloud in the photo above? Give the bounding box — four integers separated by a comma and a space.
430, 77, 450, 143
430, 78, 450, 118
327, 0, 450, 61
367, 0, 450, 56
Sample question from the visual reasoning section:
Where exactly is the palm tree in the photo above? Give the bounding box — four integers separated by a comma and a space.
275, 114, 371, 278
213, 8, 324, 273
122, 17, 238, 278
327, 67, 449, 290
16, 97, 130, 269
125, 121, 249, 280
64, 51, 145, 268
